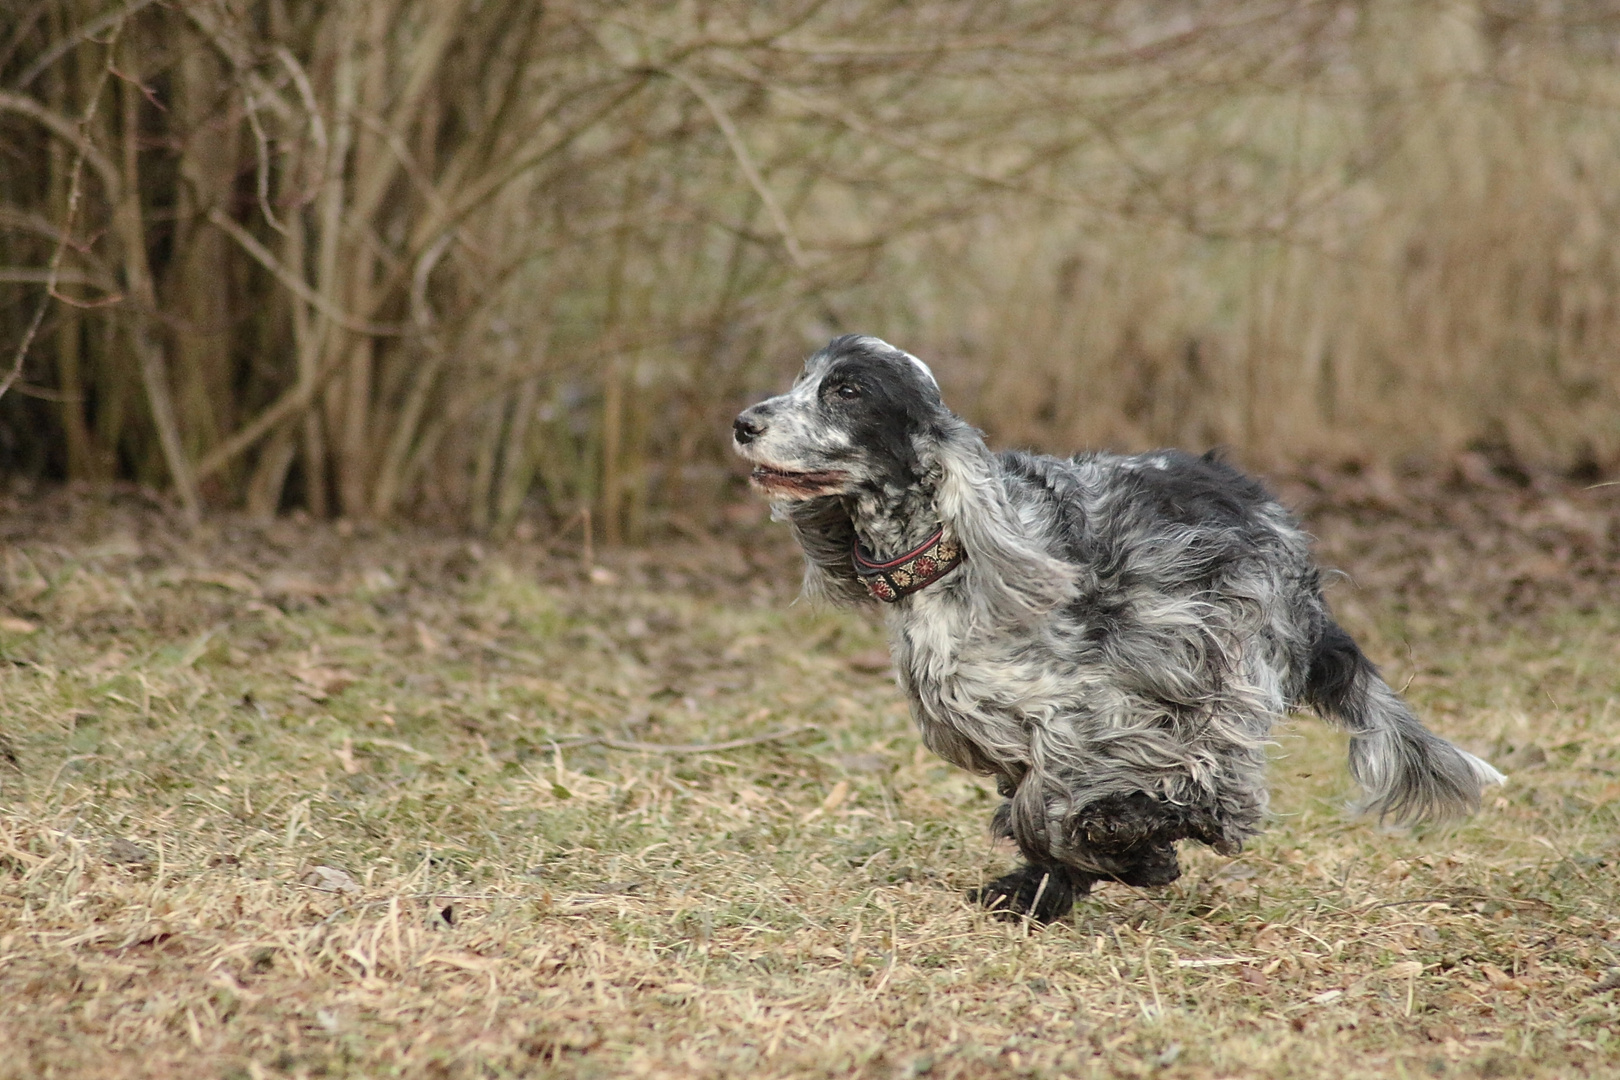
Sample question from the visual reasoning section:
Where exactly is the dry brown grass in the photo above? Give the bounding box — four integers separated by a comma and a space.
1, 475, 1619, 1079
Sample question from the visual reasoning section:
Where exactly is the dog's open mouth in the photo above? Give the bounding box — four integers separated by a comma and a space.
749, 464, 848, 496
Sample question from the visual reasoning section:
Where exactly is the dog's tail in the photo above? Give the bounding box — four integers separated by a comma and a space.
1304, 620, 1503, 823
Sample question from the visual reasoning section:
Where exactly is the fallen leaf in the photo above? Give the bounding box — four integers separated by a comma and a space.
295, 667, 356, 698
86, 648, 128, 673
303, 865, 360, 894
803, 779, 850, 823
158, 569, 261, 596
846, 649, 892, 674
106, 838, 153, 865
116, 922, 175, 951
262, 571, 331, 600
835, 753, 891, 774
82, 535, 141, 559
1590, 968, 1620, 993
355, 567, 396, 594
1504, 743, 1547, 769
334, 737, 361, 774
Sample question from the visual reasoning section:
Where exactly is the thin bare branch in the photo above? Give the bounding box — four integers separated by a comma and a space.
242, 85, 287, 235
0, 41, 118, 406
0, 90, 122, 201
14, 0, 162, 89
113, 46, 200, 524
203, 208, 406, 336
192, 357, 332, 483
663, 64, 807, 270
0, 267, 108, 288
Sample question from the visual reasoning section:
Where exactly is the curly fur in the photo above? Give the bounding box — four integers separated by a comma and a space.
734, 335, 1504, 922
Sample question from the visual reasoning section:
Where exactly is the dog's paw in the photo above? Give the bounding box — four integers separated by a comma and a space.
969, 863, 1092, 924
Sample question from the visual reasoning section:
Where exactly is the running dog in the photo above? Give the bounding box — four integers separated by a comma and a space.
733, 334, 1502, 922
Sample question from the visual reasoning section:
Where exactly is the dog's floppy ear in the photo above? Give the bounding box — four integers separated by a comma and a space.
926, 416, 1076, 622
775, 497, 872, 606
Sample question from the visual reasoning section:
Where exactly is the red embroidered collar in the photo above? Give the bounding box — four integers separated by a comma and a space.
851, 526, 964, 602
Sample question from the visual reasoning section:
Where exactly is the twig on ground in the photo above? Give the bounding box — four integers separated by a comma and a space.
1355, 896, 1469, 912
539, 725, 818, 755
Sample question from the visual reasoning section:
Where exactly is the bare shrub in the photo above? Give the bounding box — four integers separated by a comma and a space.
2, 1, 1617, 531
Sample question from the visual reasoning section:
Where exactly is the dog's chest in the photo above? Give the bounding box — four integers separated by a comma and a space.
886, 592, 1075, 759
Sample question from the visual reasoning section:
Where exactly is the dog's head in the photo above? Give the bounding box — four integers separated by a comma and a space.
735, 335, 1077, 618
731, 334, 945, 500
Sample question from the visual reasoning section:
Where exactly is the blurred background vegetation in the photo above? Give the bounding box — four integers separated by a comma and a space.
2, 0, 1618, 537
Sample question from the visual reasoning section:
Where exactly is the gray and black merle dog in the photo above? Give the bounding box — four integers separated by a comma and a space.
733, 334, 1503, 923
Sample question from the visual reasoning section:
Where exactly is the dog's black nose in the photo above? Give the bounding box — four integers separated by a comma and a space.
733, 414, 765, 445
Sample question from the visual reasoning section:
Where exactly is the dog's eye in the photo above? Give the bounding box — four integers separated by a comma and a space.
834, 383, 861, 400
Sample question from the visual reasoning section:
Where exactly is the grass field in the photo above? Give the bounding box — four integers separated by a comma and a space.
2, 468, 1618, 1079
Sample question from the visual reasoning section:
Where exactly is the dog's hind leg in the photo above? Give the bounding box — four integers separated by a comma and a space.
969, 862, 1095, 924
971, 776, 1244, 921
1067, 791, 1244, 887
967, 792, 1201, 921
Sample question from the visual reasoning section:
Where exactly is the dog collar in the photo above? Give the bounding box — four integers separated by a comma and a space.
851, 526, 964, 602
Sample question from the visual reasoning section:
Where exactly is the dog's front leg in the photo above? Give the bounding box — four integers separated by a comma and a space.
972, 783, 1095, 923
969, 861, 1094, 924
